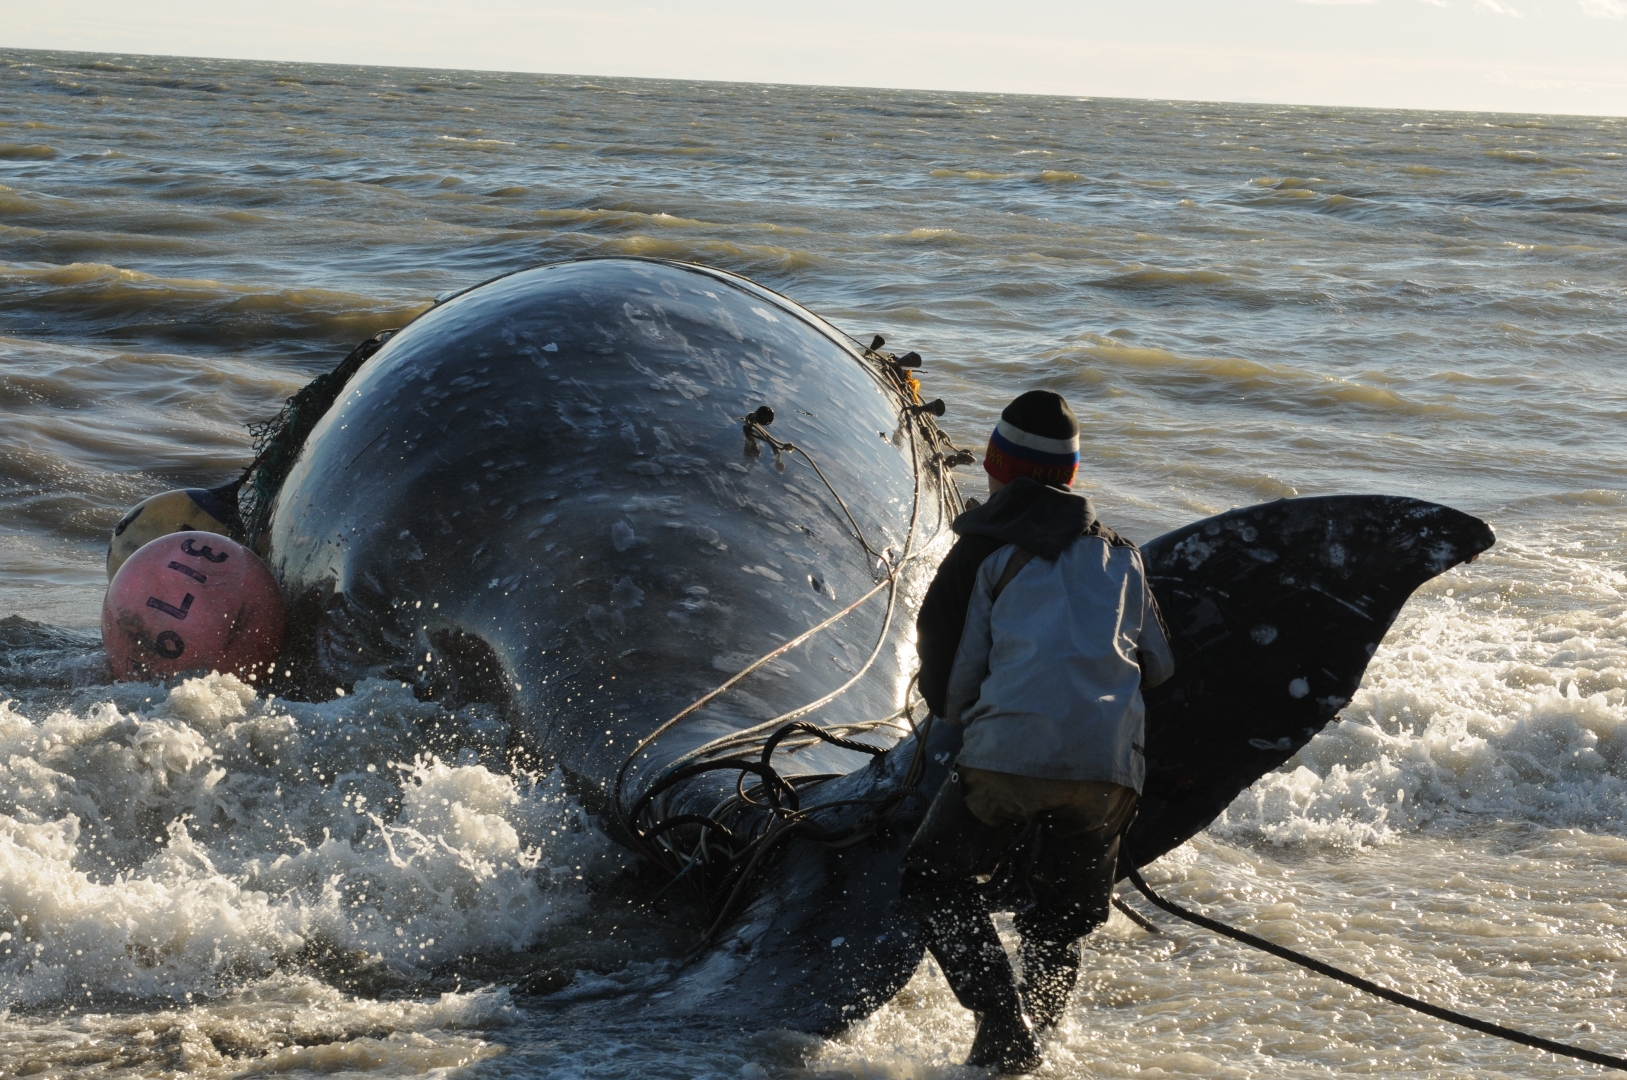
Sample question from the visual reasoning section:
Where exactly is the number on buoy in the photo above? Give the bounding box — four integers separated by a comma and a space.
102, 533, 284, 681
180, 538, 230, 563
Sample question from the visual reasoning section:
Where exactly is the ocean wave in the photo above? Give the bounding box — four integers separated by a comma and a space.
1486, 149, 1554, 166
0, 617, 106, 688
565, 232, 820, 274
1237, 176, 1385, 217
1454, 189, 1627, 216
0, 143, 57, 160
928, 168, 1016, 181
518, 205, 807, 236
0, 334, 298, 538
1084, 267, 1283, 311
1214, 531, 1627, 849
429, 135, 516, 150
1051, 335, 1470, 419
1503, 489, 1627, 510
850, 101, 984, 120
0, 261, 427, 347
879, 227, 967, 247
595, 144, 713, 158
0, 975, 509, 1076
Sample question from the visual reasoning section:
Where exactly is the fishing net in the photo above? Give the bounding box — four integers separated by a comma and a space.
236, 330, 397, 549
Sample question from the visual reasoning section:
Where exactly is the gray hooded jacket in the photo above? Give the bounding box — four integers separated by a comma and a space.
914, 479, 1174, 790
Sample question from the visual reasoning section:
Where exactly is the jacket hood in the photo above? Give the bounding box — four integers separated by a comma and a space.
952, 477, 1096, 559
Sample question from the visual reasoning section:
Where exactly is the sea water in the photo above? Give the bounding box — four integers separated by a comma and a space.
0, 48, 1623, 1078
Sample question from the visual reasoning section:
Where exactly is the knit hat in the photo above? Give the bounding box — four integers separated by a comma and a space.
983, 390, 1080, 489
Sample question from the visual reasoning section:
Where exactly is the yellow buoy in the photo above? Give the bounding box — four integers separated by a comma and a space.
106, 487, 240, 580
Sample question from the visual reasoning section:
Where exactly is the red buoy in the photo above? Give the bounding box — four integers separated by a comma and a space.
101, 532, 286, 682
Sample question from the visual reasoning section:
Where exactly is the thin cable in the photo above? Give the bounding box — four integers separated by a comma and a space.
626, 393, 935, 807
611, 575, 890, 821
618, 344, 959, 921
746, 418, 886, 561
1125, 870, 1627, 1073
621, 396, 950, 904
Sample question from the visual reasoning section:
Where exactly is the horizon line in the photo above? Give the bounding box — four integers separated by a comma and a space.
4, 44, 1624, 123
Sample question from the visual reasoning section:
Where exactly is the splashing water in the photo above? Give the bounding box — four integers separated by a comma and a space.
0, 673, 631, 1071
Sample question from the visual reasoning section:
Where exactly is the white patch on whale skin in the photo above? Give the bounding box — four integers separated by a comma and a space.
742, 565, 784, 582
611, 577, 644, 610
1426, 540, 1459, 571
750, 306, 781, 323
396, 529, 425, 562
1288, 677, 1310, 698
1251, 625, 1278, 645
1174, 535, 1214, 569
612, 521, 639, 551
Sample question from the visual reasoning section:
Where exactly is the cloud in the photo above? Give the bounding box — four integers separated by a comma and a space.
1417, 0, 1451, 7
1474, 0, 1524, 14
1578, 0, 1626, 17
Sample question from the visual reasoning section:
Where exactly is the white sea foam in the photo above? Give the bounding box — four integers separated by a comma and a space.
0, 675, 621, 1013
1214, 529, 1627, 848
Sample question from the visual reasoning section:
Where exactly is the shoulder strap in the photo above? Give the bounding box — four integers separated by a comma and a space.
991, 548, 1036, 603
1083, 520, 1138, 548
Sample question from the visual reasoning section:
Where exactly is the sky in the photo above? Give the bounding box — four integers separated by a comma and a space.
4, 0, 1626, 116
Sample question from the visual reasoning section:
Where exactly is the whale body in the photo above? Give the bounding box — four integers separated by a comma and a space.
261, 258, 1494, 1033
265, 258, 957, 794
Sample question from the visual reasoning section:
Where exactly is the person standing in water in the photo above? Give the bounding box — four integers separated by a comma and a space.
901, 390, 1175, 1073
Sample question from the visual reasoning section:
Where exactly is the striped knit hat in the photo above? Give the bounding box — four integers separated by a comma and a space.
983, 390, 1080, 489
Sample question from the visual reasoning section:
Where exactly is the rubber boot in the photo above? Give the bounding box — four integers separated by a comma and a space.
966, 997, 1042, 1074
1018, 935, 1081, 1031
905, 885, 1042, 1073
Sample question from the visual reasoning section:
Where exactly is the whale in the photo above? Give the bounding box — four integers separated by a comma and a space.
255, 257, 1495, 1034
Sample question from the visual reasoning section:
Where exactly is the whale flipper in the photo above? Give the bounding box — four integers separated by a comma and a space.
1125, 495, 1494, 870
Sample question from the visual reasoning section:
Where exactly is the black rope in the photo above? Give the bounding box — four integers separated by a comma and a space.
1124, 869, 1627, 1073
1111, 895, 1163, 935
760, 720, 887, 768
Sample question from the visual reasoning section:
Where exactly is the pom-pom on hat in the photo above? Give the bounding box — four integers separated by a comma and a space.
983, 390, 1080, 489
